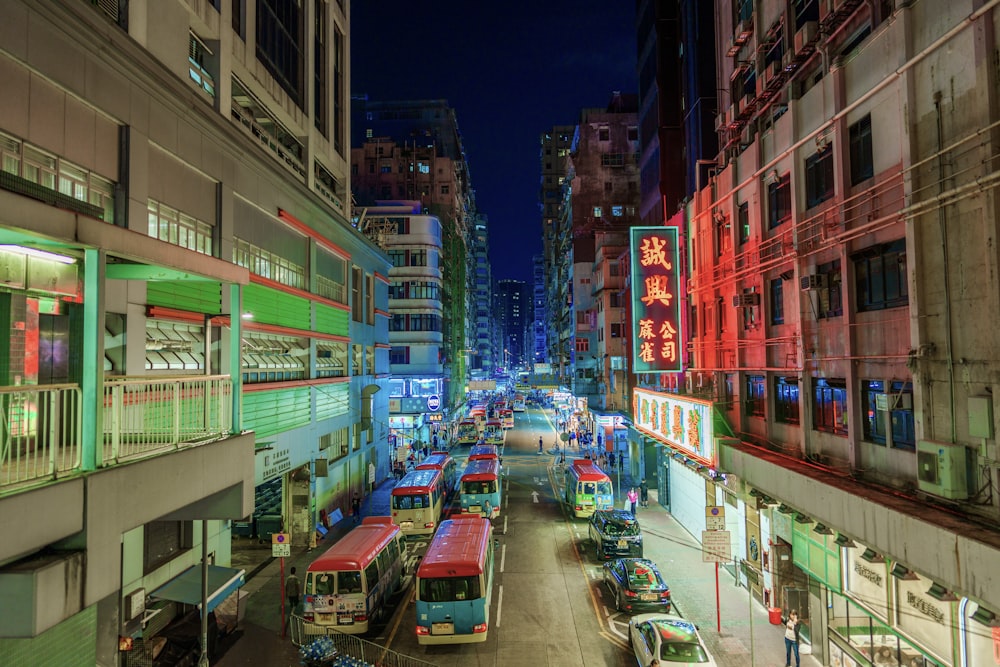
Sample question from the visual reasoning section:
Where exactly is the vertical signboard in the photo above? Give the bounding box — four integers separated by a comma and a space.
630, 227, 682, 373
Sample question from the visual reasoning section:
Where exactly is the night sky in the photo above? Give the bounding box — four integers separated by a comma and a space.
350, 1, 638, 284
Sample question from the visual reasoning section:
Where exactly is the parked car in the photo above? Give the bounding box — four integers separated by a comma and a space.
602, 558, 671, 614
628, 613, 718, 666
588, 508, 643, 560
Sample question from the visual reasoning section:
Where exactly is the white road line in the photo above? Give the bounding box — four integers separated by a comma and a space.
500, 542, 507, 572
495, 584, 503, 628
502, 515, 508, 534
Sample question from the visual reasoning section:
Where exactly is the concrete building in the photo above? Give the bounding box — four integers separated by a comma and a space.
631, 2, 1000, 667
539, 125, 575, 378
471, 213, 496, 377
0, 1, 392, 664
531, 254, 547, 365
494, 279, 529, 369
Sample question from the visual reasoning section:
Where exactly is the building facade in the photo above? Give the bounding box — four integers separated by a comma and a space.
632, 2, 1000, 667
0, 1, 393, 664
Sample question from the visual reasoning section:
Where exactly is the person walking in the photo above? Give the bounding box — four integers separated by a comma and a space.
627, 487, 639, 515
285, 566, 301, 614
538, 436, 543, 455
784, 609, 802, 667
351, 493, 361, 524
483, 498, 493, 519
639, 479, 649, 508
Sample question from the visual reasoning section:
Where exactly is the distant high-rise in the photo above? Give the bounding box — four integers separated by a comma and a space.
532, 255, 547, 365
494, 279, 529, 370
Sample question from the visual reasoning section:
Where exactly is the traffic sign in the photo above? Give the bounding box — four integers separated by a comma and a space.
272, 532, 291, 558
705, 505, 726, 531
426, 394, 441, 411
368, 462, 376, 484
701, 530, 731, 563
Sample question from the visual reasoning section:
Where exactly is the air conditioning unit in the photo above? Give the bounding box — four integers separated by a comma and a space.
800, 274, 826, 291
794, 21, 818, 55
766, 59, 782, 82
741, 126, 755, 146
733, 293, 761, 307
917, 440, 971, 500
716, 109, 729, 131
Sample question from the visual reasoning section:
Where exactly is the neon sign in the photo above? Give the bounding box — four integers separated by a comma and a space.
633, 388, 715, 465
630, 227, 682, 373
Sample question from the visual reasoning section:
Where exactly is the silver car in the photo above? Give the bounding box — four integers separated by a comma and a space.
628, 613, 718, 666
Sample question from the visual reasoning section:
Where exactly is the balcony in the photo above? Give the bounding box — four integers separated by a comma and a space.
1, 375, 234, 494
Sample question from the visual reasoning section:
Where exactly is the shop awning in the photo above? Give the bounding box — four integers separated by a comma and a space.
150, 564, 245, 613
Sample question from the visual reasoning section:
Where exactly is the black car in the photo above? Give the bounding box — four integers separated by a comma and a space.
588, 509, 643, 560
603, 558, 671, 614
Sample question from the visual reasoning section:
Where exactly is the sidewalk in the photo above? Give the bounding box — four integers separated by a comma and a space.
612, 484, 821, 667
216, 477, 396, 667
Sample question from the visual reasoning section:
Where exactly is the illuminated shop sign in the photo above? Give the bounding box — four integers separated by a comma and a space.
629, 227, 682, 373
633, 388, 715, 465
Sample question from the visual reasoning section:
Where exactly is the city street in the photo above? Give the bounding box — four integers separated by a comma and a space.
217, 405, 821, 667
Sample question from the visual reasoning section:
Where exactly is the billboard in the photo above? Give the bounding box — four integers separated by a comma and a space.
629, 227, 682, 373
633, 388, 715, 465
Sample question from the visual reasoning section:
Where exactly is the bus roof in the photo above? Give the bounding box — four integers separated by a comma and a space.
461, 458, 500, 480
416, 516, 492, 579
468, 444, 498, 460
568, 459, 611, 481
307, 520, 401, 573
392, 468, 443, 494
416, 453, 454, 470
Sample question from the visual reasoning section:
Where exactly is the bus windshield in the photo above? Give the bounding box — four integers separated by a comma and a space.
419, 576, 482, 602
393, 493, 430, 510
337, 571, 363, 593
462, 480, 497, 494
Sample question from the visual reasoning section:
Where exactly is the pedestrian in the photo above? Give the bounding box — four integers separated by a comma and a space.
627, 487, 638, 515
483, 498, 493, 519
285, 566, 301, 614
640, 479, 649, 508
432, 433, 439, 448
538, 436, 543, 455
351, 493, 361, 524
784, 609, 802, 667
608, 451, 617, 470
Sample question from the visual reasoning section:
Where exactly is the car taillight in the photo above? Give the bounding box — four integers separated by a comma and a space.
416, 625, 429, 635
424, 522, 436, 529
661, 591, 671, 599
624, 589, 638, 598
303, 612, 314, 622
355, 614, 367, 622
473, 623, 488, 633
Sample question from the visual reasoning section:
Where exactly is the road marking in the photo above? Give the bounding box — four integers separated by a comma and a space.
531, 491, 539, 503
502, 515, 508, 534
495, 584, 503, 628
500, 542, 507, 572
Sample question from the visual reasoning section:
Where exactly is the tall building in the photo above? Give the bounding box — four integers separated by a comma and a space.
494, 279, 529, 369
351, 98, 477, 412
0, 1, 391, 664
357, 202, 445, 451
471, 213, 496, 376
539, 125, 575, 378
532, 254, 548, 364
631, 3, 1000, 667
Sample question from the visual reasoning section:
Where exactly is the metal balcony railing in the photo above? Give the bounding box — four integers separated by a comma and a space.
102, 376, 233, 463
0, 384, 82, 489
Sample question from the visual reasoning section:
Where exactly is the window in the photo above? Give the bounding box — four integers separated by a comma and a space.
388, 250, 405, 268
854, 239, 907, 311
601, 153, 625, 167
862, 380, 915, 450
768, 175, 792, 228
774, 377, 799, 424
256, 0, 304, 106
593, 206, 603, 218
233, 237, 305, 288
770, 278, 784, 325
389, 346, 409, 365
849, 114, 874, 185
144, 521, 193, 574
313, 0, 327, 135
715, 213, 731, 257
408, 250, 427, 266
575, 338, 589, 353
232, 0, 245, 38
813, 378, 848, 435
366, 273, 374, 325
610, 323, 624, 338
351, 265, 362, 321
148, 200, 214, 255
408, 314, 441, 332
738, 201, 750, 245
745, 375, 765, 417
816, 260, 843, 318
627, 126, 638, 141
805, 149, 834, 208
188, 33, 216, 97
598, 126, 610, 141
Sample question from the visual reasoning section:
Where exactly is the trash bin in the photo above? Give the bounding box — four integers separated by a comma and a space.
769, 607, 783, 625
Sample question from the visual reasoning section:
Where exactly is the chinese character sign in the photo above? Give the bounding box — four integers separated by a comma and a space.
632, 388, 715, 465
630, 227, 682, 373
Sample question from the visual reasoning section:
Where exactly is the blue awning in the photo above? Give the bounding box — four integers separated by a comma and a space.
150, 564, 245, 613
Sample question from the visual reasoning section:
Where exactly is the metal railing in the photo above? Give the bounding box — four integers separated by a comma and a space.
102, 375, 233, 464
288, 613, 437, 667
0, 384, 82, 488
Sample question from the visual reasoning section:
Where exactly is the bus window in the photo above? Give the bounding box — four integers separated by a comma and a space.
596, 481, 613, 495
315, 573, 335, 595
486, 481, 497, 493
337, 571, 363, 594
420, 576, 482, 602
365, 564, 379, 592
583, 481, 596, 495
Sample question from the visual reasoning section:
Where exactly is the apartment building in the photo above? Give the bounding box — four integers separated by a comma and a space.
634, 2, 1000, 666
0, 1, 391, 664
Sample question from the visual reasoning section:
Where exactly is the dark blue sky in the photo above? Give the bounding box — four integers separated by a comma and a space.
350, 1, 638, 283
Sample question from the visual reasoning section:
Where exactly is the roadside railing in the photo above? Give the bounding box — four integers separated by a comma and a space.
0, 384, 82, 488
288, 614, 437, 667
102, 376, 233, 464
